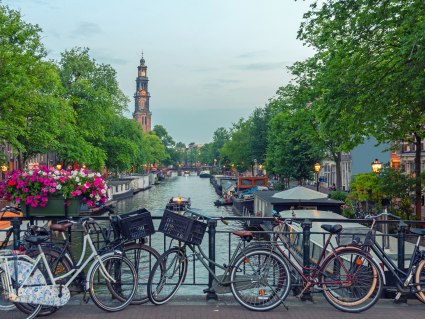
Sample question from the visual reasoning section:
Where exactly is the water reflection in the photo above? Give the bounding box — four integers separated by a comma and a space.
115, 174, 234, 218
114, 174, 246, 294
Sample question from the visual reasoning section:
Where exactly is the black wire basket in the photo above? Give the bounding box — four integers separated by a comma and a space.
158, 209, 207, 245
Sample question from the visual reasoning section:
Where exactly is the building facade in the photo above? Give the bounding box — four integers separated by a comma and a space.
390, 140, 425, 174
319, 152, 352, 191
133, 54, 152, 132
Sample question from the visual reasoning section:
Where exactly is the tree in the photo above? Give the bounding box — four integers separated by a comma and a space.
104, 116, 145, 174
298, 0, 425, 217
378, 167, 416, 220
58, 47, 129, 169
143, 133, 168, 166
211, 127, 230, 166
266, 85, 324, 184
0, 5, 68, 168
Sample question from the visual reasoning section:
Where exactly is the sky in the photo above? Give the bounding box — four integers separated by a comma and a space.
3, 0, 316, 145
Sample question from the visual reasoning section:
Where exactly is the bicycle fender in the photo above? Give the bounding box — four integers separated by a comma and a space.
333, 246, 386, 285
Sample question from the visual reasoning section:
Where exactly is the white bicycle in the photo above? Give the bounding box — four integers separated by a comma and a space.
0, 217, 138, 319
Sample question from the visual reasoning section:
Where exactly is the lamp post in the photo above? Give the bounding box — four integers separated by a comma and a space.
314, 162, 321, 191
371, 158, 388, 248
371, 159, 382, 174
1, 164, 8, 180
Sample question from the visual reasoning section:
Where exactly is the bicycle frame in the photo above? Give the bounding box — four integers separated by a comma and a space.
175, 238, 259, 286
271, 224, 369, 290
0, 231, 117, 299
368, 234, 423, 289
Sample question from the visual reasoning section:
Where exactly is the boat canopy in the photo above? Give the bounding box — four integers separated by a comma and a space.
272, 186, 328, 200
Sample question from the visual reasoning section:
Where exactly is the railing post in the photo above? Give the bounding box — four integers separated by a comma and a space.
11, 217, 22, 250
301, 219, 313, 301
206, 219, 218, 300
397, 220, 407, 272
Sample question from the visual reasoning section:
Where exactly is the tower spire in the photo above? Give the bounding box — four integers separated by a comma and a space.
133, 54, 151, 132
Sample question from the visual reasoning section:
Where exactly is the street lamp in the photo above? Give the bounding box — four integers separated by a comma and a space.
371, 159, 382, 174
314, 162, 321, 191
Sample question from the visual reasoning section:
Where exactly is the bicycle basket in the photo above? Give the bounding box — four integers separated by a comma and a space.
158, 209, 207, 245
114, 208, 155, 240
336, 227, 375, 247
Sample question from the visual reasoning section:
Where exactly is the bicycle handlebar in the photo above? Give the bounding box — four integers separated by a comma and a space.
0, 206, 22, 215
365, 212, 401, 220
220, 217, 229, 225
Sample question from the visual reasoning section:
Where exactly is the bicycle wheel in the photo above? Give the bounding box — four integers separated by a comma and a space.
0, 267, 15, 311
15, 248, 73, 316
147, 247, 188, 305
230, 249, 291, 311
321, 248, 383, 313
88, 254, 137, 312
414, 258, 425, 303
123, 242, 161, 304
1, 261, 43, 319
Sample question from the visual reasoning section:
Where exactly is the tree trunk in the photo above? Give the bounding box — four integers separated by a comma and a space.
331, 151, 342, 190
414, 133, 422, 220
335, 152, 342, 190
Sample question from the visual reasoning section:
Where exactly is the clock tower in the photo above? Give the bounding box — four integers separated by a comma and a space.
133, 53, 152, 132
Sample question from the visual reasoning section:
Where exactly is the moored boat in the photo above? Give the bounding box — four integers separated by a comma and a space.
199, 170, 211, 178
166, 196, 191, 212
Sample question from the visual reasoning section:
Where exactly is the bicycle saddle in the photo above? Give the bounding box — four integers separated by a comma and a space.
25, 235, 50, 245
232, 230, 254, 242
321, 224, 343, 234
410, 228, 425, 236
50, 222, 73, 232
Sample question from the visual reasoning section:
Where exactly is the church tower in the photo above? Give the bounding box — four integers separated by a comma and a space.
133, 53, 152, 132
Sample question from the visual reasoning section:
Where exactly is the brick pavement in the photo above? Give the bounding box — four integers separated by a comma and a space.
38, 295, 423, 319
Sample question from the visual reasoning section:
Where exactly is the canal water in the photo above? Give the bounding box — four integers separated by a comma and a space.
114, 173, 233, 218
114, 173, 243, 295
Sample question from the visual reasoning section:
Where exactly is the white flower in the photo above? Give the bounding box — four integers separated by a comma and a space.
56, 185, 62, 190
88, 173, 94, 178
75, 177, 80, 182
101, 189, 106, 194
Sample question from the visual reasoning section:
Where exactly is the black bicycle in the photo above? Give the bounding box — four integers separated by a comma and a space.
361, 212, 425, 303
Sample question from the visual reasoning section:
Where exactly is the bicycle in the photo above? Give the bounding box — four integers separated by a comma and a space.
268, 211, 384, 313
0, 216, 138, 319
147, 209, 291, 311
361, 212, 425, 303
32, 207, 161, 306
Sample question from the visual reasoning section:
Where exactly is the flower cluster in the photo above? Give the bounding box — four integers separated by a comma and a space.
0, 166, 108, 208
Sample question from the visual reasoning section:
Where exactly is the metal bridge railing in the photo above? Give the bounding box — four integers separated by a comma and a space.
1, 214, 425, 293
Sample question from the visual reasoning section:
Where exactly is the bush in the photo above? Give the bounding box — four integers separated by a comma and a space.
329, 190, 348, 201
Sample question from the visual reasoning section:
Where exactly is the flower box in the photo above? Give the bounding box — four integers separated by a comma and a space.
21, 197, 81, 217
0, 165, 107, 214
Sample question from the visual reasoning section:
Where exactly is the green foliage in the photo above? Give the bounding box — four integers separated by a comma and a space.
329, 190, 347, 202
348, 173, 382, 213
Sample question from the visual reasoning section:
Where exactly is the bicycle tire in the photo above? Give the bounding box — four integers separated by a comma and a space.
321, 248, 383, 313
230, 249, 291, 311
14, 248, 73, 317
147, 247, 188, 305
88, 254, 137, 312
0, 266, 15, 311
123, 242, 161, 305
415, 258, 425, 303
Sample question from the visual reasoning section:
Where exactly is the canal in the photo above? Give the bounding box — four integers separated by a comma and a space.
115, 173, 234, 219
114, 173, 242, 295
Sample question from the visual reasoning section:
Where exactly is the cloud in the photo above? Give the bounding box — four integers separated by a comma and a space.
92, 53, 127, 66
70, 22, 103, 38
237, 51, 268, 59
202, 78, 240, 88
234, 62, 285, 71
